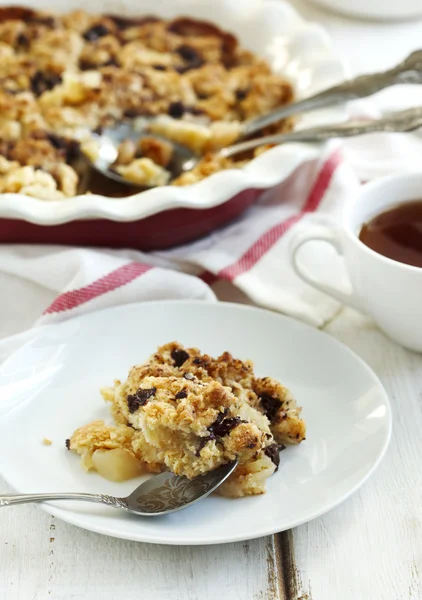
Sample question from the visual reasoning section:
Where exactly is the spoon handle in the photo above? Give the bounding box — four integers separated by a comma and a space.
222, 106, 422, 158
0, 492, 123, 508
242, 50, 422, 137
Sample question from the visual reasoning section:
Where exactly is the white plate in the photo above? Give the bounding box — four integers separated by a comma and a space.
0, 0, 348, 224
308, 0, 422, 20
0, 301, 391, 545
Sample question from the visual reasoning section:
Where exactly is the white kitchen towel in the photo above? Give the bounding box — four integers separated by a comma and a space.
1, 128, 421, 352
0, 142, 350, 332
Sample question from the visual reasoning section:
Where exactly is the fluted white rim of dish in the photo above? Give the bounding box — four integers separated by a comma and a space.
0, 0, 349, 224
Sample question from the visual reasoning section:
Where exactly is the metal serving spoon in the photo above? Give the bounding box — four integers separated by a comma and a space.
93, 106, 422, 186
89, 50, 422, 186
240, 49, 422, 137
0, 460, 238, 516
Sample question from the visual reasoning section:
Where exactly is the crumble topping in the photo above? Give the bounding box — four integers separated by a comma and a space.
0, 8, 294, 198
68, 342, 306, 498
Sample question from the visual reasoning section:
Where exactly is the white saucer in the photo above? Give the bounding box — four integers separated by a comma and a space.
0, 301, 391, 545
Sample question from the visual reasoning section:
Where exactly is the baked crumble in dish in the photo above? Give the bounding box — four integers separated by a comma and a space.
0, 7, 294, 199
68, 342, 306, 497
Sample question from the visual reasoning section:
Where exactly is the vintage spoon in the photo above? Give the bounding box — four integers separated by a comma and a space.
240, 49, 422, 138
0, 460, 238, 516
92, 106, 422, 186
89, 49, 422, 186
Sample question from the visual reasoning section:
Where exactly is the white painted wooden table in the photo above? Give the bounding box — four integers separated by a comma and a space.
1, 5, 422, 599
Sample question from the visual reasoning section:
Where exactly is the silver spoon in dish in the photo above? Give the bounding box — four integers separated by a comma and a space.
91, 106, 422, 186
0, 460, 238, 516
88, 50, 422, 187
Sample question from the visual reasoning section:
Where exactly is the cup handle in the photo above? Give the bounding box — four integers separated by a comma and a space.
290, 225, 364, 312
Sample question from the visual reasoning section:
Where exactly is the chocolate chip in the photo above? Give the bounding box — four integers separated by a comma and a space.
46, 133, 66, 151
235, 88, 249, 101
127, 387, 156, 413
30, 71, 62, 97
196, 409, 245, 455
65, 139, 81, 162
168, 101, 185, 119
209, 409, 244, 437
153, 65, 166, 71
210, 408, 228, 429
196, 436, 210, 456
175, 390, 187, 399
192, 357, 202, 365
177, 45, 199, 61
16, 32, 29, 49
79, 59, 94, 71
65, 439, 70, 450
259, 394, 282, 422
175, 45, 203, 72
211, 416, 244, 438
171, 348, 189, 367
46, 134, 80, 162
264, 443, 285, 471
183, 372, 194, 381
83, 24, 110, 42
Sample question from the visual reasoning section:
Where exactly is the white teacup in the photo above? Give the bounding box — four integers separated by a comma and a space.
289, 173, 422, 352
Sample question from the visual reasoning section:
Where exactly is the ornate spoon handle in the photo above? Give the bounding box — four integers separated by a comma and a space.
0, 492, 123, 507
222, 106, 422, 158
243, 50, 422, 137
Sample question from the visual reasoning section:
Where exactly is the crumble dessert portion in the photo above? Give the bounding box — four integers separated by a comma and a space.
68, 342, 305, 497
133, 342, 306, 445
127, 375, 272, 479
101, 368, 279, 497
0, 7, 294, 198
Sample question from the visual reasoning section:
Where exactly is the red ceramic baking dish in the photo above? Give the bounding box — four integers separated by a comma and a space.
0, 0, 346, 250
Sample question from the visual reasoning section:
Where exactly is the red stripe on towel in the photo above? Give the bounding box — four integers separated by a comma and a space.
43, 262, 151, 314
218, 149, 342, 281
